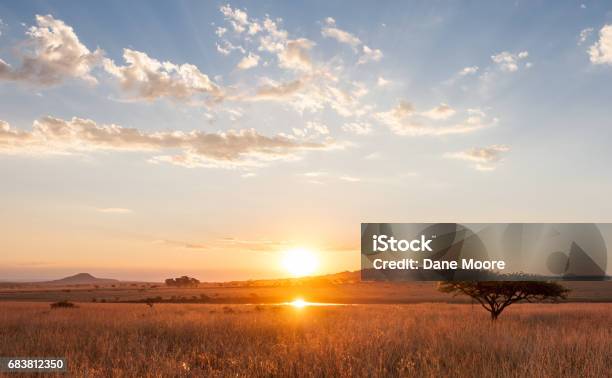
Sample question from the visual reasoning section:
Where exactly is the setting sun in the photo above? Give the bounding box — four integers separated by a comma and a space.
290, 298, 308, 308
281, 248, 318, 277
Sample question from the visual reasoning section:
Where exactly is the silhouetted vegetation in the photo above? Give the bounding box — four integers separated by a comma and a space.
50, 300, 77, 309
438, 281, 569, 320
164, 275, 200, 287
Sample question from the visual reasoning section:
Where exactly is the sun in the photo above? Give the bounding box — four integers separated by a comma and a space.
281, 248, 318, 277
290, 298, 308, 308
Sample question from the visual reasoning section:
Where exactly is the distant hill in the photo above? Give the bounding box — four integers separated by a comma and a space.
46, 273, 119, 285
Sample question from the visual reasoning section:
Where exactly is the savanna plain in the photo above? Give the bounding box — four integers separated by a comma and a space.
0, 301, 610, 377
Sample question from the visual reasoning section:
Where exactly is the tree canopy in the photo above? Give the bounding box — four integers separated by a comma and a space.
165, 276, 200, 287
438, 281, 569, 320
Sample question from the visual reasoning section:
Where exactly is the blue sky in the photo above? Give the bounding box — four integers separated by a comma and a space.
0, 1, 611, 280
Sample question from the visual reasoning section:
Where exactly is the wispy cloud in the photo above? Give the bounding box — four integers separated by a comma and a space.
445, 144, 510, 171
96, 207, 133, 214
578, 27, 594, 45
0, 116, 337, 168
490, 51, 530, 72
321, 18, 361, 48
376, 102, 496, 136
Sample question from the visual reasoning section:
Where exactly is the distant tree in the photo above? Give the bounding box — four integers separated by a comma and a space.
50, 300, 77, 309
438, 281, 569, 320
165, 275, 200, 287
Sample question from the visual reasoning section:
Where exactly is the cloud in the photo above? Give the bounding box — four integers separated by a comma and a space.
97, 208, 133, 214
216, 40, 245, 55
305, 121, 329, 135
215, 27, 227, 37
578, 27, 594, 45
247, 75, 372, 118
302, 171, 328, 178
0, 116, 336, 168
103, 49, 222, 102
292, 121, 330, 138
491, 51, 529, 72
220, 4, 260, 35
321, 19, 361, 48
342, 122, 372, 135
377, 76, 390, 86
0, 15, 104, 86
236, 52, 260, 70
321, 17, 382, 65
588, 25, 612, 65
358, 45, 383, 64
339, 175, 361, 182
459, 66, 479, 76
214, 8, 376, 119
445, 144, 510, 171
154, 239, 207, 250
364, 152, 382, 160
377, 102, 496, 136
421, 103, 456, 120
278, 38, 315, 71
251, 78, 304, 99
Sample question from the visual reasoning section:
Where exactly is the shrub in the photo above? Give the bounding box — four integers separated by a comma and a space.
50, 300, 77, 309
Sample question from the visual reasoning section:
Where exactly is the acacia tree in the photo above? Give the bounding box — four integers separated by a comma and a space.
438, 281, 569, 320
165, 276, 200, 287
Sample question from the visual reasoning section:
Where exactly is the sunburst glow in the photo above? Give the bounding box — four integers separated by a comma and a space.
281, 248, 318, 277
290, 298, 308, 308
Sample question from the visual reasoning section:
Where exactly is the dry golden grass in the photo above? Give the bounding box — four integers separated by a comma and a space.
0, 302, 609, 377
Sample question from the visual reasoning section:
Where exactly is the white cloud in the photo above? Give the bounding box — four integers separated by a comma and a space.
237, 52, 260, 70
103, 49, 221, 102
215, 40, 245, 56
251, 78, 304, 100
459, 66, 479, 76
213, 7, 377, 119
220, 4, 250, 34
97, 208, 133, 214
258, 17, 289, 54
292, 121, 329, 138
342, 122, 372, 135
321, 23, 361, 48
445, 144, 510, 171
377, 101, 496, 136
578, 27, 594, 45
321, 17, 382, 65
306, 121, 329, 135
0, 116, 336, 168
278, 38, 315, 71
358, 45, 383, 64
215, 27, 227, 37
377, 76, 390, 86
421, 103, 456, 120
491, 51, 529, 72
588, 25, 612, 65
339, 175, 361, 182
0, 15, 104, 86
364, 152, 382, 160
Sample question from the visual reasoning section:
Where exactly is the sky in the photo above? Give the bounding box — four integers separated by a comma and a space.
0, 1, 611, 281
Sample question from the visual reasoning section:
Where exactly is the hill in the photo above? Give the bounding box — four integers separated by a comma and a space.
46, 273, 119, 285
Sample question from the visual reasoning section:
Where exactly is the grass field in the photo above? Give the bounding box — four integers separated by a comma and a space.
0, 302, 609, 377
